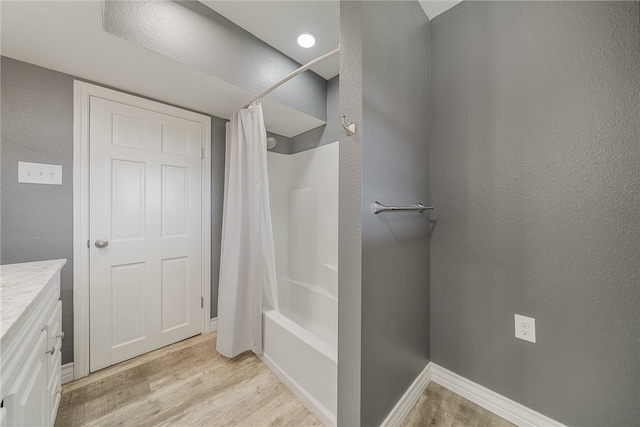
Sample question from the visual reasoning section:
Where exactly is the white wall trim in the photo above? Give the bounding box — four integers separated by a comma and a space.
72, 81, 212, 380
210, 317, 218, 332
61, 363, 74, 385
380, 363, 564, 427
201, 114, 212, 335
430, 364, 565, 427
72, 81, 91, 381
380, 362, 432, 427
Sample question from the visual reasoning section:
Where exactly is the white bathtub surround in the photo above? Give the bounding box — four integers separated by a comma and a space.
267, 142, 339, 292
217, 104, 279, 358
278, 279, 337, 348
320, 263, 338, 298
262, 309, 337, 426
265, 142, 339, 424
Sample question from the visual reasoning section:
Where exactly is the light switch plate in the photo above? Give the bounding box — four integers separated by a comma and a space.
18, 161, 62, 185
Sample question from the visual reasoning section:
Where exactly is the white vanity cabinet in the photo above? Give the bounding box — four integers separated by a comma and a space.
0, 260, 66, 427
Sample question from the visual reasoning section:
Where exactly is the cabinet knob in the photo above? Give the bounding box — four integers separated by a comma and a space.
45, 347, 56, 355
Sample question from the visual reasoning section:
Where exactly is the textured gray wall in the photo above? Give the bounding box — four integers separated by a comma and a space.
1, 57, 75, 364
360, 2, 431, 425
209, 116, 226, 319
290, 76, 339, 154
1, 57, 227, 364
430, 2, 640, 426
337, 1, 363, 425
338, 1, 431, 425
103, 0, 327, 122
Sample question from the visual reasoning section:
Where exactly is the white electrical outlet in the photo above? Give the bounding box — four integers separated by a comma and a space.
514, 314, 536, 343
18, 161, 62, 185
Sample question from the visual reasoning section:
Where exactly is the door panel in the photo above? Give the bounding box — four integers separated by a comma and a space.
161, 165, 188, 237
161, 257, 190, 332
162, 125, 190, 155
111, 262, 146, 347
111, 160, 146, 241
112, 114, 146, 149
89, 96, 203, 372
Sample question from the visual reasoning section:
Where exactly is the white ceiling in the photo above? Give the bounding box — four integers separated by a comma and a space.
200, 1, 340, 80
1, 1, 462, 136
201, 1, 462, 80
0, 1, 324, 137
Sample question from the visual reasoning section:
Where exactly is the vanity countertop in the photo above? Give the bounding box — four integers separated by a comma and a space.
0, 259, 66, 345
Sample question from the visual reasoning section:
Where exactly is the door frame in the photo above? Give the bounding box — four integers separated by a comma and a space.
72, 81, 212, 379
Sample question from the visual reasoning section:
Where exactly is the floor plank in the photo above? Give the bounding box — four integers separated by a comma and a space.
402, 382, 515, 427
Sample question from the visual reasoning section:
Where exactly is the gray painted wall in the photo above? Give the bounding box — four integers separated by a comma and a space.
338, 1, 431, 425
266, 132, 292, 155
0, 57, 227, 365
337, 2, 363, 425
290, 76, 339, 154
103, 0, 327, 122
430, 2, 640, 426
360, 2, 431, 425
1, 57, 75, 364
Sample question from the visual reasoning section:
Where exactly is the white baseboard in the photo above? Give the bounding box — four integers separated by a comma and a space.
381, 362, 432, 427
430, 364, 565, 427
62, 363, 74, 384
210, 317, 218, 331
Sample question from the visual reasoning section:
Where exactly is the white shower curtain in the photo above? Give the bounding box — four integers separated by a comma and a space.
216, 104, 279, 358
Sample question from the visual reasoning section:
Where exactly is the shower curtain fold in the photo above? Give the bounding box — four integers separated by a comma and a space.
216, 104, 279, 358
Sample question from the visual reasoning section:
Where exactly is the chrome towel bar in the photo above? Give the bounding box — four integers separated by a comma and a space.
372, 201, 434, 214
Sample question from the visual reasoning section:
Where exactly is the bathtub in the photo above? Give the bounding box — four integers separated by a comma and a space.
261, 278, 337, 426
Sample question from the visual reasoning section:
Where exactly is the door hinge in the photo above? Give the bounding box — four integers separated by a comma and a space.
87, 240, 90, 249
201, 296, 204, 308
201, 147, 204, 159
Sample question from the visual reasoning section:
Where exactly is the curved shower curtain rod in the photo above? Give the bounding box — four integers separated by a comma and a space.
243, 47, 340, 109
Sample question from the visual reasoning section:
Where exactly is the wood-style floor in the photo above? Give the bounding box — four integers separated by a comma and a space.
55, 332, 320, 426
56, 332, 513, 426
402, 383, 514, 427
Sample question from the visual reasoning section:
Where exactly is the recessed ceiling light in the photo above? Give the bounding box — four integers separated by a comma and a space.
297, 32, 316, 48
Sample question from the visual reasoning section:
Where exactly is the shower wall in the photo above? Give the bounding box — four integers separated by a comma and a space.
338, 1, 432, 425
267, 142, 339, 294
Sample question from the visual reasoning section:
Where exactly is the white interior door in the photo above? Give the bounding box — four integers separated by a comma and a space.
89, 96, 203, 372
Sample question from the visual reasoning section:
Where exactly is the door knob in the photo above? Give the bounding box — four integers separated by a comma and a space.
95, 239, 109, 248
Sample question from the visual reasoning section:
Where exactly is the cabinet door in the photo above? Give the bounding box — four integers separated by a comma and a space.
47, 365, 61, 427
44, 301, 63, 364
5, 331, 49, 426
46, 301, 62, 427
